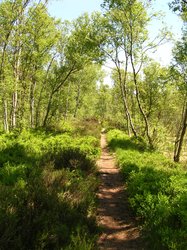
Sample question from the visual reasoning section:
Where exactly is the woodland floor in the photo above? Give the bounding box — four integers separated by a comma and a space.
97, 133, 144, 250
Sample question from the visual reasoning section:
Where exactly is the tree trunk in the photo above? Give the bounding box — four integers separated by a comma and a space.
0, 39, 10, 132
119, 74, 137, 137
74, 82, 81, 118
43, 65, 77, 127
11, 47, 21, 129
174, 100, 187, 162
18, 88, 27, 128
131, 64, 153, 148
30, 79, 36, 128
43, 92, 53, 127
35, 55, 56, 127
35, 85, 44, 127
3, 98, 9, 132
11, 91, 18, 129
64, 81, 71, 120
116, 59, 137, 137
129, 44, 153, 148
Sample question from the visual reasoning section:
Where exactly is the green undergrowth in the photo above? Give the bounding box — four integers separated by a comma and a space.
107, 129, 187, 250
45, 118, 102, 140
0, 126, 100, 250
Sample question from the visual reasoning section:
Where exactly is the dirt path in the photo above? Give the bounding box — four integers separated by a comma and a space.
97, 133, 143, 250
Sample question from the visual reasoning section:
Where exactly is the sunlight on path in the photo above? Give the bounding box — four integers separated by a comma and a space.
97, 133, 144, 250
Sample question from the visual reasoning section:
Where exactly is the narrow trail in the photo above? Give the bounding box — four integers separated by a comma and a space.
97, 133, 143, 250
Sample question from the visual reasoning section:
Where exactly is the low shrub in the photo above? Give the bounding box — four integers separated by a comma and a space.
107, 129, 187, 250
71, 118, 102, 139
0, 127, 100, 249
107, 129, 148, 152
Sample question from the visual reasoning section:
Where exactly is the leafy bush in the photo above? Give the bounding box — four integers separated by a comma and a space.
107, 129, 187, 250
107, 129, 148, 152
0, 128, 100, 249
72, 118, 102, 139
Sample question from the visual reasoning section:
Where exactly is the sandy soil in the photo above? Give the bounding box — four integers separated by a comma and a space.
97, 133, 144, 250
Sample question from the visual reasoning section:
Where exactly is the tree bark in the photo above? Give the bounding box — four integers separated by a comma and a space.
43, 91, 54, 127
43, 64, 77, 127
35, 55, 56, 127
131, 59, 153, 148
174, 99, 187, 162
129, 24, 153, 148
74, 82, 81, 118
30, 80, 36, 128
64, 81, 71, 120
117, 68, 137, 137
11, 46, 21, 129
115, 54, 137, 137
11, 91, 18, 129
0, 38, 10, 132
3, 99, 9, 132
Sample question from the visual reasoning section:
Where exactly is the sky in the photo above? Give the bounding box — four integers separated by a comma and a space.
48, 0, 183, 83
48, 0, 103, 21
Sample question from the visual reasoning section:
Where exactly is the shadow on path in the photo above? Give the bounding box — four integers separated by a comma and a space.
97, 134, 144, 250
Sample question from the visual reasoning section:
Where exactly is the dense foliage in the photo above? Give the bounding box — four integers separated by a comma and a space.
0, 122, 101, 250
0, 0, 186, 161
107, 129, 187, 249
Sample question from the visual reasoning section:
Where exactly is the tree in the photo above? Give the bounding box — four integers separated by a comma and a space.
169, 0, 187, 20
170, 0, 187, 162
172, 34, 187, 162
42, 12, 106, 126
0, 0, 60, 130
141, 61, 180, 145
25, 3, 60, 128
95, 83, 112, 122
0, 1, 106, 130
101, 0, 170, 147
0, 0, 31, 131
48, 64, 104, 122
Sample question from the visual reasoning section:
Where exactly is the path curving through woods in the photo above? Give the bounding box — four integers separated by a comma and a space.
97, 133, 144, 250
